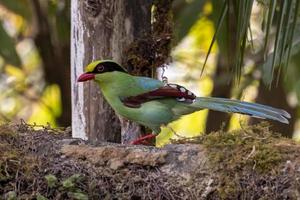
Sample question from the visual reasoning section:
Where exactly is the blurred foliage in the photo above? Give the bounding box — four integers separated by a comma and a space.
159, 0, 300, 145
172, 0, 206, 42
28, 84, 62, 126
0, 0, 31, 20
202, 0, 300, 84
0, 0, 70, 126
0, 21, 21, 66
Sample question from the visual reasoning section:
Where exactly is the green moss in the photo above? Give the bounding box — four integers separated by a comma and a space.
68, 192, 88, 200
176, 122, 293, 199
0, 124, 38, 197
36, 193, 48, 200
45, 174, 58, 188
0, 123, 89, 199
5, 191, 17, 200
0, 125, 19, 182
62, 174, 82, 189
200, 123, 283, 173
44, 173, 88, 199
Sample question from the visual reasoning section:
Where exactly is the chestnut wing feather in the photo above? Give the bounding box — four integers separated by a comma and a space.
121, 84, 196, 108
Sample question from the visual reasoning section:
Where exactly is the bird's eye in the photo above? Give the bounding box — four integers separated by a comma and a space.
96, 65, 104, 72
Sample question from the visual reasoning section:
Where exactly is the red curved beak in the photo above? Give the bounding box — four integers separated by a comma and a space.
77, 73, 95, 82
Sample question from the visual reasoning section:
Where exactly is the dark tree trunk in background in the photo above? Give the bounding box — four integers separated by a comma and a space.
251, 79, 297, 137
31, 0, 71, 127
205, 56, 232, 133
206, 1, 236, 133
71, 0, 152, 143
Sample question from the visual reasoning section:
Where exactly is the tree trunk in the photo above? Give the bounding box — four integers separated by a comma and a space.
206, 1, 236, 133
31, 0, 71, 127
71, 0, 152, 143
205, 56, 232, 133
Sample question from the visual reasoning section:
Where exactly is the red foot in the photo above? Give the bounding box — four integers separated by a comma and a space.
130, 134, 156, 145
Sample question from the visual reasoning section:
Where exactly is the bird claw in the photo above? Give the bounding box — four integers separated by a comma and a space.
130, 134, 156, 145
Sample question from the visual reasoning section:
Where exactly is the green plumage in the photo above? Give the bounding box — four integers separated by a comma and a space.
78, 60, 290, 136
92, 70, 290, 134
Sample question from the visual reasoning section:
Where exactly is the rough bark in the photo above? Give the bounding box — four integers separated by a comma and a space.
71, 0, 152, 143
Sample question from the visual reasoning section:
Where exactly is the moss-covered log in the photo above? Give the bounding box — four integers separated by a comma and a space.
0, 122, 300, 199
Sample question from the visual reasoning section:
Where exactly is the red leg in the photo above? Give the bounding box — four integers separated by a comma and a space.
130, 134, 156, 145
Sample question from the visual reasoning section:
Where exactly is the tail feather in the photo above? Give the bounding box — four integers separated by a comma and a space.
191, 97, 290, 124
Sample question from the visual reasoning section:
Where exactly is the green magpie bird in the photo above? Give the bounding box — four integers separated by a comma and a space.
78, 60, 291, 144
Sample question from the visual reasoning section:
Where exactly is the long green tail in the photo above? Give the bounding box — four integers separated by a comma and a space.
190, 97, 291, 124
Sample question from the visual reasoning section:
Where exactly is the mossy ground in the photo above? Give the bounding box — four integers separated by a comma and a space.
0, 122, 299, 199
175, 122, 300, 199
0, 123, 188, 199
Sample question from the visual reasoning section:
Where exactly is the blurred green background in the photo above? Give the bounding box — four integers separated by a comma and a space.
0, 0, 299, 145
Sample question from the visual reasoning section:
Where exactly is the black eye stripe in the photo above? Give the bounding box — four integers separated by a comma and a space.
92, 61, 127, 74
96, 65, 104, 72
